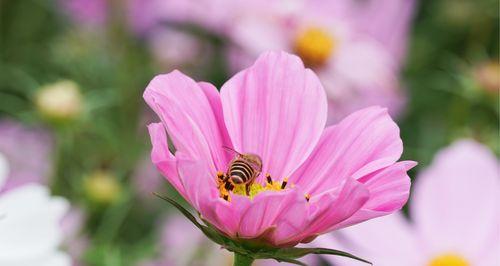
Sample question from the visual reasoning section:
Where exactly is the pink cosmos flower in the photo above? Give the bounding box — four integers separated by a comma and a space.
317, 139, 500, 266
145, 51, 415, 247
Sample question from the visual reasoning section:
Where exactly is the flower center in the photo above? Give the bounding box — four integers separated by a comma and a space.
294, 26, 335, 68
428, 254, 469, 266
216, 172, 290, 201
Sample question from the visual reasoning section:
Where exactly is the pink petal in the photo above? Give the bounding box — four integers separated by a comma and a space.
291, 106, 403, 194
144, 70, 231, 173
220, 51, 327, 182
316, 213, 422, 266
237, 189, 304, 239
333, 161, 415, 229
411, 139, 500, 260
198, 82, 232, 148
274, 178, 369, 246
147, 123, 185, 197
176, 156, 218, 213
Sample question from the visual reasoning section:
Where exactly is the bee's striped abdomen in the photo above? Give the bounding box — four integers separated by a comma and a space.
229, 159, 254, 184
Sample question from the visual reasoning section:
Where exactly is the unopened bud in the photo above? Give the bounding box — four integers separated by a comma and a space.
35, 80, 83, 122
84, 170, 121, 205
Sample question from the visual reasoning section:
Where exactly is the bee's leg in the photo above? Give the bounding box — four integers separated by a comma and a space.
222, 173, 230, 183
224, 181, 234, 192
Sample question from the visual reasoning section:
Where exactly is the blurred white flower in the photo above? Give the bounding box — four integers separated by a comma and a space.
0, 153, 71, 266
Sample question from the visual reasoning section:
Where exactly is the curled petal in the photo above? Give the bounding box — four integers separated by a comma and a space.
332, 161, 415, 230
147, 123, 185, 197
144, 70, 230, 172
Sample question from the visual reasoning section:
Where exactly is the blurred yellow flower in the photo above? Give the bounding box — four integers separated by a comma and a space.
84, 170, 121, 205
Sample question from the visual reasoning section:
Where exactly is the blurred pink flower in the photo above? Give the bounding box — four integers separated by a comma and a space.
146, 27, 210, 71
132, 156, 164, 201
225, 0, 416, 123
316, 139, 500, 266
139, 215, 318, 266
61, 208, 89, 266
59, 0, 108, 26
126, 0, 246, 35
145, 51, 415, 247
0, 119, 53, 192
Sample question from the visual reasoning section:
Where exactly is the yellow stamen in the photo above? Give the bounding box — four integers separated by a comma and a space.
305, 194, 311, 202
281, 177, 289, 189
428, 254, 469, 266
294, 26, 335, 68
216, 173, 292, 201
266, 173, 273, 184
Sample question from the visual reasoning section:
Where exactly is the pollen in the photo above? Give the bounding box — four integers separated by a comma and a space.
216, 173, 292, 201
428, 253, 469, 266
294, 26, 335, 68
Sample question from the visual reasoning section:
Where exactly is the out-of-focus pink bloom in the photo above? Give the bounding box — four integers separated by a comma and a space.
126, 0, 246, 35
132, 156, 164, 201
0, 120, 53, 192
145, 51, 415, 247
139, 215, 318, 266
59, 0, 108, 26
146, 27, 209, 71
225, 0, 416, 123
61, 208, 89, 266
316, 139, 500, 266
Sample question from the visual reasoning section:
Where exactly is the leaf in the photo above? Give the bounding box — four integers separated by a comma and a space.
274, 247, 372, 265
273, 258, 308, 266
153, 193, 204, 230
153, 193, 226, 245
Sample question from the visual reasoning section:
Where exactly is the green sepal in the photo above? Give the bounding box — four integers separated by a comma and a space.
155, 193, 372, 265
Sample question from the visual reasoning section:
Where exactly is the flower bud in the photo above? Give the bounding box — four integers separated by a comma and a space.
84, 170, 121, 205
35, 80, 83, 122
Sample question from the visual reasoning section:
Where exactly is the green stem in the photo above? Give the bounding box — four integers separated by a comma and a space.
233, 253, 255, 266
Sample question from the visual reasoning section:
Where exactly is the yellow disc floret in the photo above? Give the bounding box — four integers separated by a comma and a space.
428, 254, 469, 266
216, 172, 290, 201
294, 27, 335, 68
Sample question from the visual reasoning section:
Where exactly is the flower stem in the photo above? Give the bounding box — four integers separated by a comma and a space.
233, 253, 255, 266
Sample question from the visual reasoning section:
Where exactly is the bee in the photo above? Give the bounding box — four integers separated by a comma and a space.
223, 146, 262, 195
